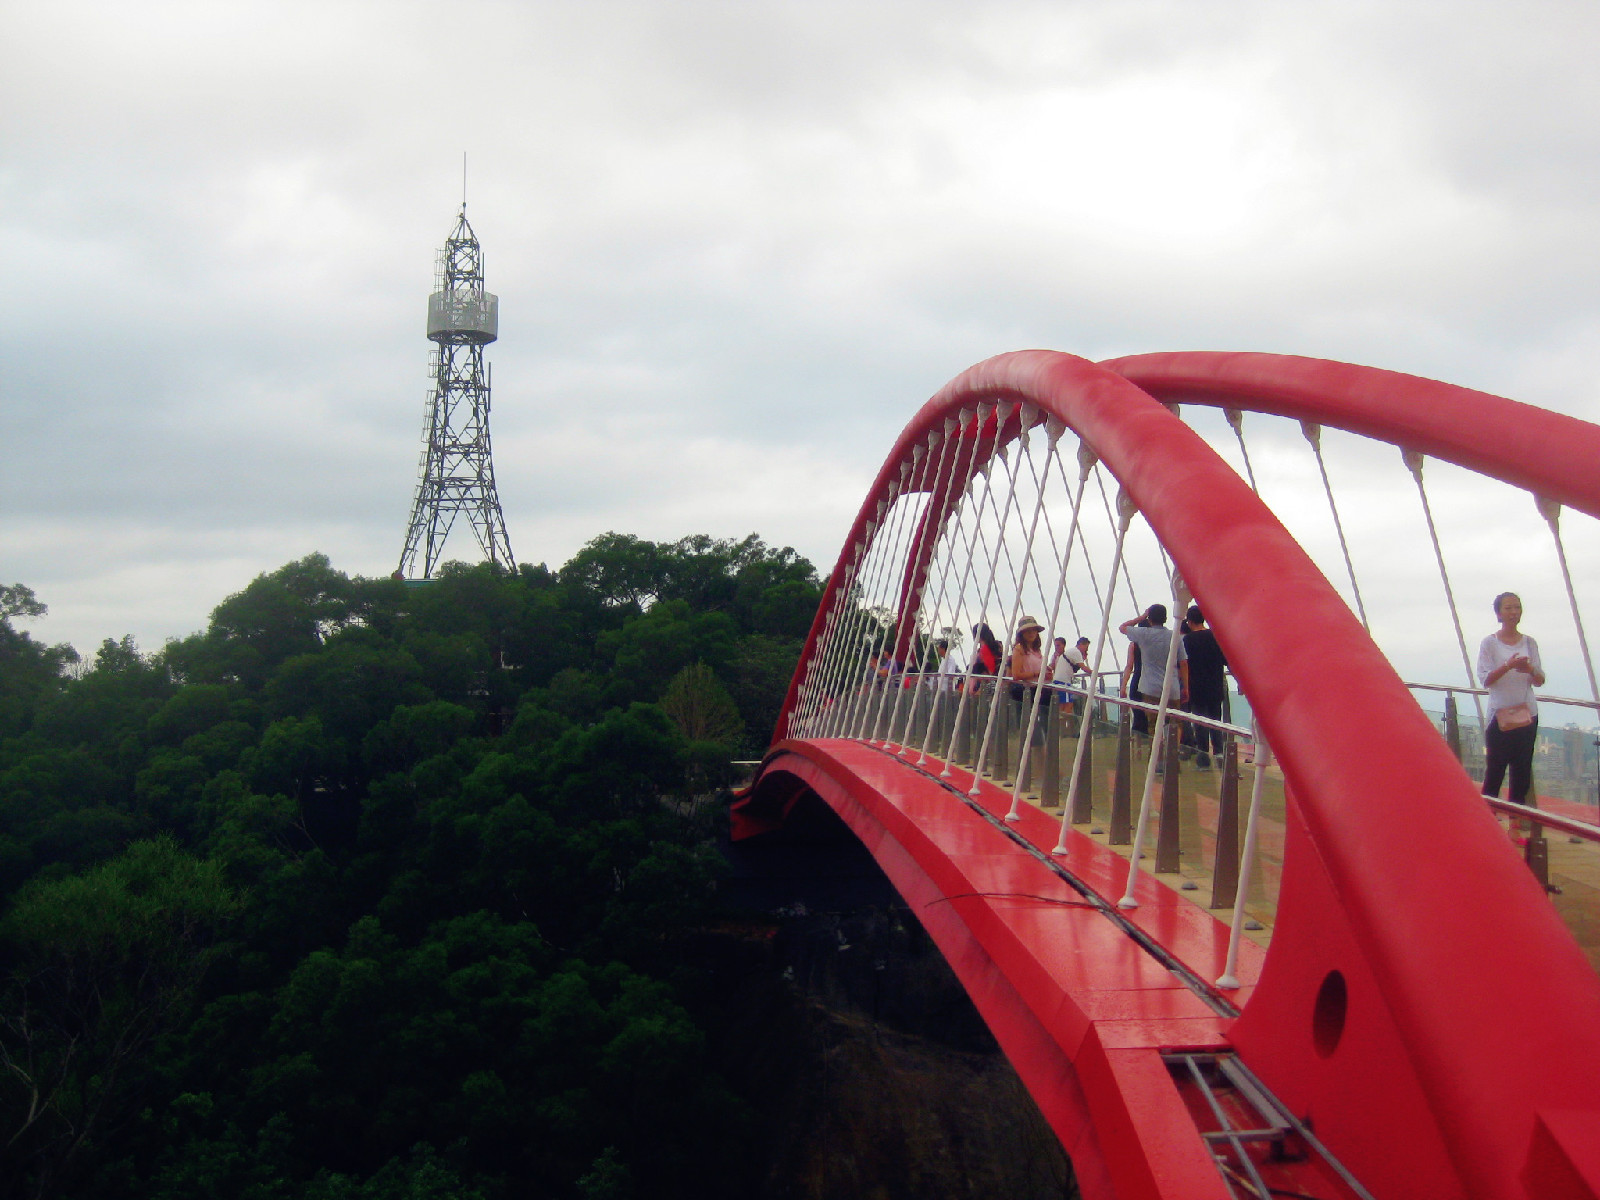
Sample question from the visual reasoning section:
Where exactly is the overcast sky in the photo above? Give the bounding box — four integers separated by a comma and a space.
5, 0, 1600, 704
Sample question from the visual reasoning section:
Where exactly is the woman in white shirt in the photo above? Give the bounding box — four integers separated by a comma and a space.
1476, 592, 1545, 806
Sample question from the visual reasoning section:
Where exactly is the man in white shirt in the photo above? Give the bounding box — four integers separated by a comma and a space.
1050, 634, 1087, 695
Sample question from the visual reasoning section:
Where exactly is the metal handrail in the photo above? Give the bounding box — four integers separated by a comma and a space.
1487, 797, 1600, 842
1404, 679, 1600, 715
890, 670, 1255, 739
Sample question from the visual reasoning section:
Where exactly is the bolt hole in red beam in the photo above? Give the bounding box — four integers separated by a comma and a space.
1312, 969, 1346, 1059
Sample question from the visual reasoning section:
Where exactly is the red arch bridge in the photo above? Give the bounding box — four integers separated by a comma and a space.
731, 351, 1600, 1200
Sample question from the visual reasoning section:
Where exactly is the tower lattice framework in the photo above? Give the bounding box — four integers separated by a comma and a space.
399, 206, 515, 578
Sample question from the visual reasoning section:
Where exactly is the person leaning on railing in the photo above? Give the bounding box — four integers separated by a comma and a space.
1009, 616, 1050, 745
1009, 616, 1045, 701
1477, 591, 1545, 811
1049, 635, 1090, 704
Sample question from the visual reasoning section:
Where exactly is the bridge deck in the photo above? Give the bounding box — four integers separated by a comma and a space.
740, 738, 1285, 1199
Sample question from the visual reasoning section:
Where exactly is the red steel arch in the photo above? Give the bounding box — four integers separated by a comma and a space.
1105, 350, 1600, 516
753, 350, 1600, 1200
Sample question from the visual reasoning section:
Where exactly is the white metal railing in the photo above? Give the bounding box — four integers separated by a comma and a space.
816, 665, 1276, 986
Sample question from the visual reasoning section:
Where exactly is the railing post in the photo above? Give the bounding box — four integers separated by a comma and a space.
1040, 694, 1061, 809
1520, 768, 1558, 891
1156, 727, 1182, 873
1110, 707, 1133, 844
1015, 695, 1034, 794
1526, 823, 1552, 892
870, 674, 892, 742
1071, 705, 1095, 825
1444, 691, 1462, 762
993, 685, 1010, 781
1210, 739, 1242, 909
952, 685, 973, 766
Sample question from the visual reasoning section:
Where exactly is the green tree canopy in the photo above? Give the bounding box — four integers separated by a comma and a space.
0, 531, 820, 1198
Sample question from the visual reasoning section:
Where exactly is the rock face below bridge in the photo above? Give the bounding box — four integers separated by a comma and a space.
709, 813, 1076, 1200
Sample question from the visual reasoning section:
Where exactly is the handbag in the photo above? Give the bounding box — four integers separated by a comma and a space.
1497, 703, 1533, 731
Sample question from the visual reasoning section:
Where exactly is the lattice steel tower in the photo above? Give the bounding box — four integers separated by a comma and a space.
398, 204, 515, 578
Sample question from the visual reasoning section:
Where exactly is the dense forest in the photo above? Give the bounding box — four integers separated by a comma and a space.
0, 533, 824, 1200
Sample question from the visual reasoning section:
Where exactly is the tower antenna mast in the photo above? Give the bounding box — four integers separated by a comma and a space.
398, 190, 515, 578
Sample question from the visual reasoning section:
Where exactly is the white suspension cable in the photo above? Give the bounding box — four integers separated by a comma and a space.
915, 412, 984, 764
1538, 496, 1600, 709
799, 551, 867, 736
1095, 465, 1143, 618
1047, 452, 1115, 675
916, 414, 994, 762
797, 530, 870, 736
965, 414, 1036, 618
939, 403, 1007, 773
973, 406, 1052, 795
1054, 488, 1138, 856
1030, 453, 1083, 631
812, 531, 872, 737
796, 607, 843, 735
987, 499, 1038, 637
1224, 407, 1259, 494
961, 413, 1031, 790
826, 509, 891, 737
822, 533, 880, 738
885, 424, 965, 750
883, 422, 966, 755
857, 461, 923, 740
1007, 428, 1084, 822
1009, 434, 1067, 609
837, 497, 899, 738
918, 488, 987, 763
1216, 722, 1273, 990
880, 432, 952, 748
823, 522, 883, 738
864, 448, 931, 742
1404, 449, 1485, 733
1302, 421, 1370, 632
792, 608, 829, 735
943, 403, 1019, 775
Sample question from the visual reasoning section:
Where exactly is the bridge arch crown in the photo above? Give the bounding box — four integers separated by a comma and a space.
752, 349, 1600, 1200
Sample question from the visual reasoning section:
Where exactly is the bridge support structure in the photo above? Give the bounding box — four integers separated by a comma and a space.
744, 350, 1600, 1200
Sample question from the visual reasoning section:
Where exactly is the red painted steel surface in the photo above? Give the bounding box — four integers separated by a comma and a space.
756, 350, 1600, 1199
